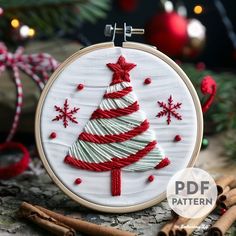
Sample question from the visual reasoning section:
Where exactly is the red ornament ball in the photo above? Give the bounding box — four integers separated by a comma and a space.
145, 12, 188, 56
50, 132, 57, 139
144, 78, 152, 85
174, 135, 182, 142
118, 0, 138, 12
148, 175, 155, 182
77, 83, 84, 91
74, 178, 82, 185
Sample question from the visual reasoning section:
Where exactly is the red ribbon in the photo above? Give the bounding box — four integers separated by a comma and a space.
0, 142, 30, 179
0, 43, 59, 141
0, 43, 59, 179
201, 75, 217, 113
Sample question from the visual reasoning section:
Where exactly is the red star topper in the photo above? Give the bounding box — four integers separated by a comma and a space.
107, 56, 136, 85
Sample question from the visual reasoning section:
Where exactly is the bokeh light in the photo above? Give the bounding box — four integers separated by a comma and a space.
193, 5, 203, 14
28, 28, 35, 37
11, 19, 20, 28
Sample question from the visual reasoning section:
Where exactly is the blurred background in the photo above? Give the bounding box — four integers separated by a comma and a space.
1, 1, 236, 234
1, 0, 236, 68
0, 0, 236, 171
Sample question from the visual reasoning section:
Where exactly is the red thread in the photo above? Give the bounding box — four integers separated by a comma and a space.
104, 86, 132, 99
74, 178, 82, 185
111, 169, 121, 196
77, 83, 84, 91
50, 132, 57, 139
107, 56, 136, 85
79, 119, 149, 144
91, 101, 139, 119
52, 99, 80, 128
144, 78, 152, 85
148, 175, 155, 182
157, 95, 182, 125
64, 140, 157, 171
201, 75, 217, 113
155, 157, 170, 169
0, 142, 30, 179
174, 135, 182, 142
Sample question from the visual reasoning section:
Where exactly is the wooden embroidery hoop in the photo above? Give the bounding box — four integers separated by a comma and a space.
35, 24, 203, 213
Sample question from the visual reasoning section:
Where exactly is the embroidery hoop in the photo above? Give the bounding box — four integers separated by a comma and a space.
35, 24, 203, 213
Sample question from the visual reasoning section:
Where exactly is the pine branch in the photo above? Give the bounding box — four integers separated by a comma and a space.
181, 63, 236, 160
1, 0, 88, 9
0, 0, 111, 44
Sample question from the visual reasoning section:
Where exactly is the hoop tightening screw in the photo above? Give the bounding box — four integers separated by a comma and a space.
104, 24, 144, 38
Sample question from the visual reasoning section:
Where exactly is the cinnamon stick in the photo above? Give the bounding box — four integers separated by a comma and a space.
170, 219, 188, 236
158, 191, 219, 236
218, 186, 230, 202
220, 195, 236, 209
207, 205, 236, 236
157, 218, 177, 236
171, 197, 218, 236
19, 202, 75, 236
157, 179, 233, 235
36, 205, 136, 236
229, 179, 236, 188
215, 175, 236, 195
219, 188, 236, 202
179, 213, 210, 236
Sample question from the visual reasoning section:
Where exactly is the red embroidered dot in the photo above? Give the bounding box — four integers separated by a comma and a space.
148, 175, 155, 182
174, 135, 182, 142
144, 78, 152, 85
50, 132, 57, 139
77, 83, 84, 91
220, 208, 227, 216
74, 178, 82, 185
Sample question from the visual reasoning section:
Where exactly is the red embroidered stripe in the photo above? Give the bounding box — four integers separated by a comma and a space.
111, 168, 121, 196
155, 157, 170, 169
64, 140, 156, 171
79, 119, 149, 144
104, 86, 132, 99
91, 101, 139, 119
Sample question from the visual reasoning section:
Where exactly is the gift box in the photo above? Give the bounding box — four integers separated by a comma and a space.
0, 39, 83, 139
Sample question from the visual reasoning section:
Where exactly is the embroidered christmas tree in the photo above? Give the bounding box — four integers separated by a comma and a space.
64, 56, 170, 196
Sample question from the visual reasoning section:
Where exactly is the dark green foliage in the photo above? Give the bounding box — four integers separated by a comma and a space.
0, 0, 110, 44
182, 63, 236, 160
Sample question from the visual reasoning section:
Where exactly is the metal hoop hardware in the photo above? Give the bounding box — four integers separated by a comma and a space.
104, 23, 144, 42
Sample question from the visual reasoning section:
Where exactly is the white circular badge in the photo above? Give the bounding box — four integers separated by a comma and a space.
167, 167, 217, 218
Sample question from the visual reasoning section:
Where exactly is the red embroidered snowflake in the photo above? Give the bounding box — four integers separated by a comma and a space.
157, 95, 182, 125
52, 99, 79, 128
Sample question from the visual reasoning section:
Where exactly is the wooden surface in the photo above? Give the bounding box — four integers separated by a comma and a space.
0, 135, 236, 236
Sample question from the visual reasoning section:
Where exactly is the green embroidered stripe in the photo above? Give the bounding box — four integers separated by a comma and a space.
84, 111, 146, 135
99, 92, 137, 110
69, 129, 158, 163
123, 147, 164, 171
